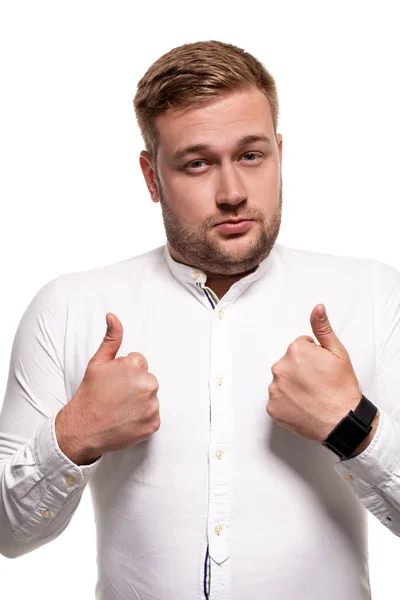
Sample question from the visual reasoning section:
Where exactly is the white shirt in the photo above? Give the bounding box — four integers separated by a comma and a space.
1, 241, 400, 600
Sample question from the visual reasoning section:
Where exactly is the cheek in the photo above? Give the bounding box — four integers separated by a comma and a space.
163, 175, 213, 227
169, 170, 214, 196
163, 171, 214, 215
248, 163, 280, 200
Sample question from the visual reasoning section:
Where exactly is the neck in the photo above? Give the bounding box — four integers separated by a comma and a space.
167, 243, 258, 300
205, 268, 257, 300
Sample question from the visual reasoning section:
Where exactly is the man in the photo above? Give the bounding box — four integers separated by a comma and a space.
0, 40, 399, 600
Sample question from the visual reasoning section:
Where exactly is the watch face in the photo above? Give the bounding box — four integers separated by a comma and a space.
341, 414, 371, 443
338, 418, 358, 438
323, 413, 371, 458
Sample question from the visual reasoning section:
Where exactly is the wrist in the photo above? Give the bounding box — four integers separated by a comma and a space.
55, 408, 102, 466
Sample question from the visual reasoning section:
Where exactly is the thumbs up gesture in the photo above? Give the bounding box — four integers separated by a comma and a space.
266, 304, 367, 444
55, 314, 161, 465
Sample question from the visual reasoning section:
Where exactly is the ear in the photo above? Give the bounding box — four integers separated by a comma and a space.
139, 151, 161, 204
276, 133, 282, 166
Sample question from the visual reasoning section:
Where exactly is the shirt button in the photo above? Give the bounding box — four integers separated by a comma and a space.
216, 450, 224, 459
217, 309, 224, 319
216, 376, 224, 386
214, 525, 224, 536
66, 475, 76, 485
192, 270, 200, 280
42, 510, 52, 518
344, 474, 353, 480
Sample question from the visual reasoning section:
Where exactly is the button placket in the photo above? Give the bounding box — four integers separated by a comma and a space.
207, 300, 233, 598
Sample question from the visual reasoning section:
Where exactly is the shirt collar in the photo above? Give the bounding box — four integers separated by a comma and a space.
163, 241, 277, 290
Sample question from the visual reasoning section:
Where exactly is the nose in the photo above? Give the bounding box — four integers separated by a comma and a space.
215, 163, 247, 206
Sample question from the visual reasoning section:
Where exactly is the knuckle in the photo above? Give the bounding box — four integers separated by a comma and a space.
318, 323, 332, 336
288, 340, 300, 353
270, 362, 282, 377
145, 376, 159, 393
146, 416, 160, 436
128, 352, 148, 370
268, 380, 278, 395
152, 416, 161, 432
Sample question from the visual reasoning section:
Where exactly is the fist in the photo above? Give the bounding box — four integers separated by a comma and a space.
56, 313, 161, 464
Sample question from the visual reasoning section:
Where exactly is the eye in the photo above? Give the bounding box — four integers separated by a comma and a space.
242, 152, 262, 162
185, 159, 207, 170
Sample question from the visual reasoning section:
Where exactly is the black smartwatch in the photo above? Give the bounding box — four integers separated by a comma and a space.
322, 395, 378, 460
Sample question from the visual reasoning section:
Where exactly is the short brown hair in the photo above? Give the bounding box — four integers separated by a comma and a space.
133, 40, 279, 159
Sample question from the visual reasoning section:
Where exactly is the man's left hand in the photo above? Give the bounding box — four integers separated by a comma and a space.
266, 304, 363, 443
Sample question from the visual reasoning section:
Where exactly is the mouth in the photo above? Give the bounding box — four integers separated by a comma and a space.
215, 218, 254, 225
215, 219, 254, 234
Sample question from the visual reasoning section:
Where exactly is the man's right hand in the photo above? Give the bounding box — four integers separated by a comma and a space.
55, 313, 161, 465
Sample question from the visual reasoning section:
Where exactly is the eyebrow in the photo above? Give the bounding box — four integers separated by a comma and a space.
172, 134, 273, 162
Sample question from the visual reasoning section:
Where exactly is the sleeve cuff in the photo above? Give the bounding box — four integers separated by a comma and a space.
332, 409, 400, 492
33, 410, 103, 489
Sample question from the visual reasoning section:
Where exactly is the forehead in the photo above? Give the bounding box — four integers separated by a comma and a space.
155, 87, 275, 155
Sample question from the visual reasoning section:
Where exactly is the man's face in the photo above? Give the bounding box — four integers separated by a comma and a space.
140, 85, 283, 276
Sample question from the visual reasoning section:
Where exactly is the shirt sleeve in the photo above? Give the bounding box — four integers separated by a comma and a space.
333, 259, 400, 536
0, 275, 102, 559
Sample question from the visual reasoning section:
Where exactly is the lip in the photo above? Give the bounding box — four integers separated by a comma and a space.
216, 218, 253, 225
215, 219, 254, 234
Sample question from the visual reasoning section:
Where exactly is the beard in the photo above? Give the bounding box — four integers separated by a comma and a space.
156, 172, 283, 277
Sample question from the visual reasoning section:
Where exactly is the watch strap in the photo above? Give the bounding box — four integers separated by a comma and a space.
322, 394, 377, 459
353, 394, 377, 426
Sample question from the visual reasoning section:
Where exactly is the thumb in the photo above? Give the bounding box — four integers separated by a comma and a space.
90, 313, 123, 365
310, 304, 347, 359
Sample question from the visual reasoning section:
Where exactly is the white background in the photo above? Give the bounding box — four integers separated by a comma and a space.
1, 1, 399, 597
